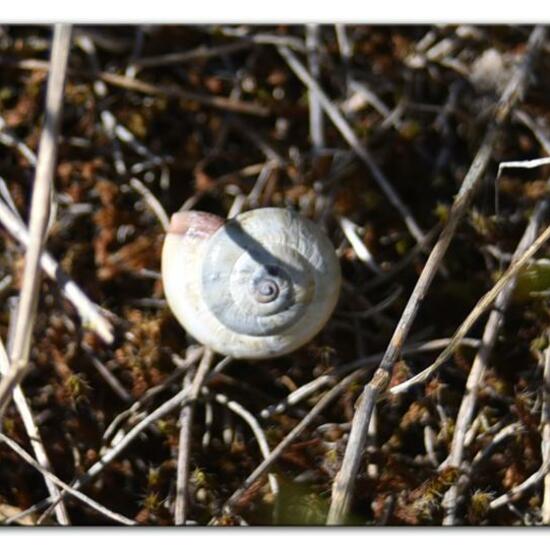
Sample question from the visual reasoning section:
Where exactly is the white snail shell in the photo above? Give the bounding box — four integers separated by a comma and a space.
162, 207, 341, 359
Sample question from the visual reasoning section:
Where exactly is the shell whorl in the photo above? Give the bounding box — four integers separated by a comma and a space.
162, 208, 341, 359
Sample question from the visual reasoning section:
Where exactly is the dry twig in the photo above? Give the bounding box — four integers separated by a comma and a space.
129, 177, 170, 231
489, 462, 550, 512
0, 24, 72, 419
305, 25, 324, 153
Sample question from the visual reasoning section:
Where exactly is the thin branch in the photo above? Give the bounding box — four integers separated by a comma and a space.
0, 24, 72, 420
129, 177, 170, 231
75, 35, 128, 176
115, 121, 170, 169
99, 111, 127, 176
101, 347, 204, 445
344, 80, 392, 120
0, 115, 38, 165
86, 385, 195, 485
489, 462, 550, 511
497, 157, 550, 179
334, 25, 353, 92
441, 199, 549, 525
129, 29, 309, 73
364, 223, 441, 291
305, 25, 324, 152
470, 422, 523, 469
337, 285, 402, 320
339, 216, 383, 275
214, 27, 306, 51
0, 177, 21, 216
0, 502, 41, 525
174, 348, 214, 525
326, 25, 546, 525
38, 385, 195, 523
81, 343, 132, 403
202, 400, 214, 450
129, 41, 252, 71
514, 110, 550, 153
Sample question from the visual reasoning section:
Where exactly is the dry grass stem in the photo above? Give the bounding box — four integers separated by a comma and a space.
260, 337, 481, 419
129, 41, 252, 71
305, 25, 324, 152
81, 343, 132, 403
497, 157, 550, 178
514, 110, 550, 153
101, 347, 204, 445
0, 116, 37, 165
469, 422, 523, 469
37, 385, 196, 521
0, 25, 72, 419
345, 80, 392, 119
129, 178, 170, 231
339, 216, 382, 274
489, 463, 550, 512
215, 27, 306, 51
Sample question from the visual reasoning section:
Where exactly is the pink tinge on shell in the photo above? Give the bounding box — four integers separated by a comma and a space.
168, 211, 225, 239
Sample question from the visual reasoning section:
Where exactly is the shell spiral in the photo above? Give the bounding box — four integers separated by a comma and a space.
162, 208, 341, 359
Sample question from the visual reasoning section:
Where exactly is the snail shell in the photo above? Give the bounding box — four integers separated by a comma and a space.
162, 207, 341, 359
